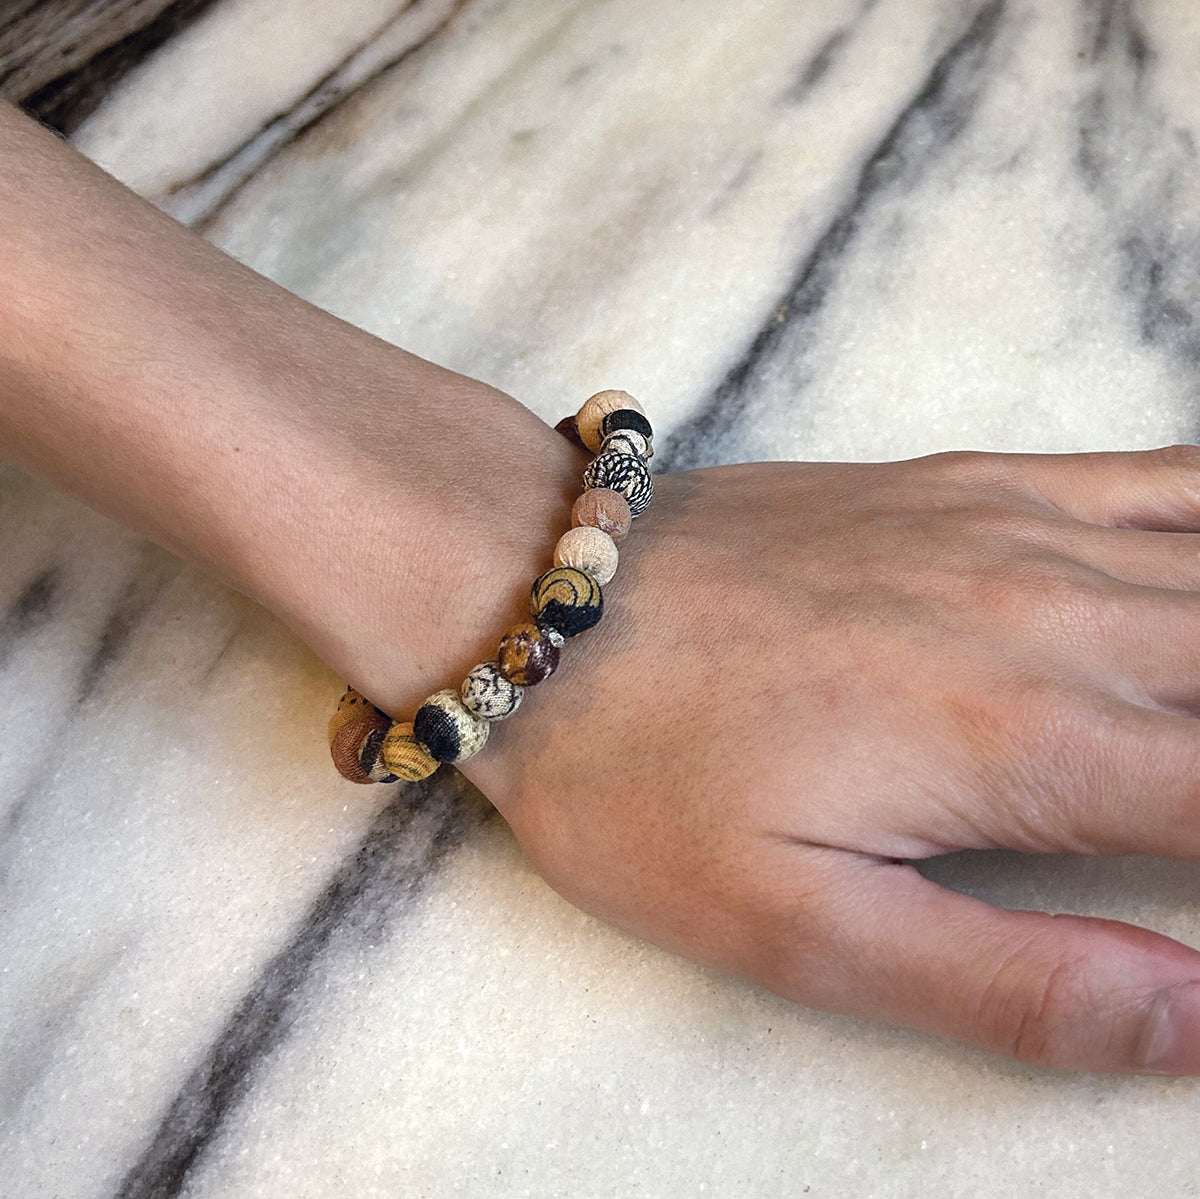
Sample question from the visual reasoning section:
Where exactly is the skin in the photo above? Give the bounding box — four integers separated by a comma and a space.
4, 100, 1200, 1074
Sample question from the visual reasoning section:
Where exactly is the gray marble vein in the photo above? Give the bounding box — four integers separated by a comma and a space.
117, 773, 494, 1199
4, 0, 1200, 1196
661, 0, 1008, 471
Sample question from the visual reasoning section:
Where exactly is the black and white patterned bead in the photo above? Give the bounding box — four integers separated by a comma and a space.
600, 428, 652, 459
460, 661, 524, 720
583, 450, 654, 516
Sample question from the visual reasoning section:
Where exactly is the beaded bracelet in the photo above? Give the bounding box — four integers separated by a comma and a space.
327, 389, 655, 784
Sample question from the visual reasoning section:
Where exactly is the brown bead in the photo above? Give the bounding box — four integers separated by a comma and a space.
498, 619, 561, 685
554, 414, 589, 452
330, 704, 392, 784
572, 488, 632, 541
328, 688, 378, 742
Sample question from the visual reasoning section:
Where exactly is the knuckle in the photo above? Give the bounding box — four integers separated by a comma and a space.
923, 449, 1016, 489
957, 504, 1050, 548
1145, 442, 1200, 473
970, 556, 1111, 643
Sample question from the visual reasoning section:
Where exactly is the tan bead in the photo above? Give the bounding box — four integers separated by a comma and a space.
554, 525, 618, 585
576, 390, 644, 453
571, 488, 632, 542
380, 721, 440, 782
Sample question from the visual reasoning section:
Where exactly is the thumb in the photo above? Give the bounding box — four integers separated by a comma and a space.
759, 849, 1200, 1073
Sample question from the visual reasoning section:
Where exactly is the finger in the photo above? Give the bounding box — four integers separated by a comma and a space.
1003, 444, 1200, 531
755, 848, 1200, 1073
1044, 699, 1200, 859
1065, 524, 1200, 591
1058, 583, 1200, 716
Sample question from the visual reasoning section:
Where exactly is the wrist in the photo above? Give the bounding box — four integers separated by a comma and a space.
236, 358, 593, 719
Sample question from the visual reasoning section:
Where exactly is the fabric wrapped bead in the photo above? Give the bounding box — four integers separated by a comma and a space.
530, 566, 603, 638
329, 693, 396, 785
554, 525, 618, 585
412, 688, 490, 763
576, 390, 644, 453
600, 408, 653, 442
461, 660, 524, 720
328, 688, 379, 741
553, 413, 589, 452
331, 715, 396, 782
583, 450, 653, 517
360, 725, 402, 783
600, 428, 652, 459
498, 619, 561, 684
380, 721, 440, 781
571, 488, 632, 541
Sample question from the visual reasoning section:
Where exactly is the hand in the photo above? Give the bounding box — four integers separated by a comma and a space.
6, 95, 1198, 1075
459, 445, 1200, 1074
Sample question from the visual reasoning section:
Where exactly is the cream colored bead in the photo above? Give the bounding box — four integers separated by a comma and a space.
553, 525, 618, 585
461, 661, 524, 720
576, 390, 644, 453
412, 687, 490, 763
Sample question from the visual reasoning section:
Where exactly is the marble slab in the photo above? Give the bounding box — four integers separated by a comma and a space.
4, 0, 1200, 1195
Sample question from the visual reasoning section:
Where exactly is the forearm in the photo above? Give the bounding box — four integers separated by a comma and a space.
0, 99, 588, 715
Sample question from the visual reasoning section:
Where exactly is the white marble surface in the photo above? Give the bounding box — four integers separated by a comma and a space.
6, 0, 1200, 1194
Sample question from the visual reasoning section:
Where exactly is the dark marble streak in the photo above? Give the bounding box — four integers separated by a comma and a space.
656, 0, 1009, 474
185, 0, 470, 231
779, 0, 881, 105
0, 774, 39, 889
0, 565, 59, 669
115, 770, 497, 1199
76, 552, 176, 704
2, 0, 223, 133
1076, 0, 1200, 377
0, 933, 126, 1127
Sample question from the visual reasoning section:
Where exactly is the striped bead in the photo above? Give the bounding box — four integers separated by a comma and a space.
498, 619, 561, 685
572, 488, 632, 541
583, 450, 653, 517
554, 525, 618, 585
461, 660, 524, 720
530, 566, 603, 638
601, 428, 652, 459
412, 688, 490, 763
577, 390, 643, 453
380, 721, 440, 781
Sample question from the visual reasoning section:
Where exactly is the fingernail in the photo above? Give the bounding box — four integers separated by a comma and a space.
1134, 981, 1200, 1074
